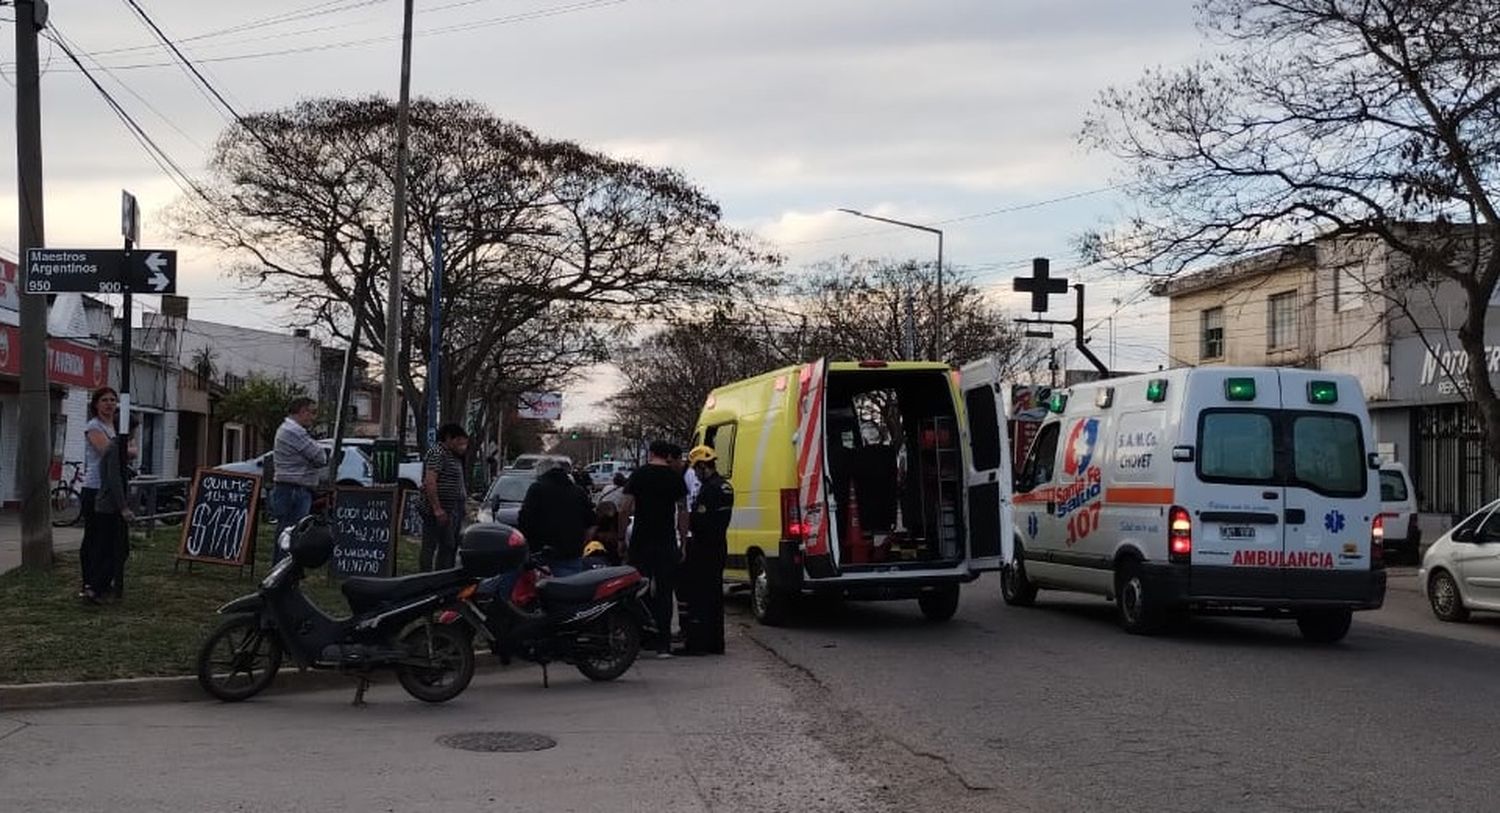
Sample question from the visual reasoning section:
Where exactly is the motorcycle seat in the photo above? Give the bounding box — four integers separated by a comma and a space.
342, 567, 469, 609
538, 566, 638, 604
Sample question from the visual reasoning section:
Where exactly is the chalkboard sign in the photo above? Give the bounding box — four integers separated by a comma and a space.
399, 488, 424, 539
330, 486, 399, 578
177, 468, 261, 567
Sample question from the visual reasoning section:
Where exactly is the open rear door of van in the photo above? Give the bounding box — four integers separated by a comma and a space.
960, 359, 1014, 572
796, 358, 839, 578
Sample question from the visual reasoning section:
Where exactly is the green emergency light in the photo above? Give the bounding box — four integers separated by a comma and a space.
1224, 378, 1257, 401
1048, 392, 1069, 413
1146, 379, 1168, 403
1307, 380, 1339, 404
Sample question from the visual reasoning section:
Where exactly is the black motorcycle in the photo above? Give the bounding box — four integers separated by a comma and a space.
196, 516, 476, 705
440, 523, 654, 688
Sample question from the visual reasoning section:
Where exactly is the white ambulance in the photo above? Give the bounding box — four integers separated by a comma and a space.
1003, 367, 1386, 642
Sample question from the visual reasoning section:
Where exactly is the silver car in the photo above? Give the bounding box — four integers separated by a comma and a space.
1420, 499, 1500, 623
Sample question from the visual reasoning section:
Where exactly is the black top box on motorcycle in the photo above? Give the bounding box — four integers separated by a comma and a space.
458, 522, 528, 577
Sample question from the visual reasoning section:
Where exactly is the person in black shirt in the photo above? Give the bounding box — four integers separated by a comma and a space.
517, 462, 595, 575
677, 445, 733, 655
620, 440, 688, 658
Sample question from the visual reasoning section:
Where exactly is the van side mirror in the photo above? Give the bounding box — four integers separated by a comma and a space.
1367, 453, 1382, 470
1172, 446, 1195, 463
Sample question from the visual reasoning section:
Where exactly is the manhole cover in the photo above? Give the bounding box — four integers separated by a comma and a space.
436, 731, 557, 753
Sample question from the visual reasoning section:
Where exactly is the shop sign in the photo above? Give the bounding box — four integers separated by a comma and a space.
0, 259, 16, 311
0, 325, 109, 389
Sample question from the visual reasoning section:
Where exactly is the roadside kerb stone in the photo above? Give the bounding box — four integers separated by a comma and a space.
1, 659, 504, 712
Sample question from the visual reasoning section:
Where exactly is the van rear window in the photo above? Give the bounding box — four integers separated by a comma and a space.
1200, 412, 1275, 481
1196, 409, 1367, 497
1291, 415, 1365, 496
1379, 470, 1409, 502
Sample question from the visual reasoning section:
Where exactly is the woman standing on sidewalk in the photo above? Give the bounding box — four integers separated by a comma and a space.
78, 387, 118, 603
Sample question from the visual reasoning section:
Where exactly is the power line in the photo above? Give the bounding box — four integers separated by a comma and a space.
22, 0, 631, 72
780, 186, 1123, 247
121, 0, 244, 121
43, 27, 211, 204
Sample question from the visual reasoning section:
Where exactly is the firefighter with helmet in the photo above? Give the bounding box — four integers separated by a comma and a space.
677, 444, 734, 655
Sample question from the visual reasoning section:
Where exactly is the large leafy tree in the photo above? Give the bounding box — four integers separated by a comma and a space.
1082, 0, 1500, 461
172, 96, 773, 443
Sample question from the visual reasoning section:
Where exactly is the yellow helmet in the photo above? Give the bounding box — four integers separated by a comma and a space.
688, 445, 717, 465
583, 540, 607, 557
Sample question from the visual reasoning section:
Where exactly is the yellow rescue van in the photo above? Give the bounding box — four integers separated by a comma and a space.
693, 358, 1013, 624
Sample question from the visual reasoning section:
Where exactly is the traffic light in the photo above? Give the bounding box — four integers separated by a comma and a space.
570, 431, 579, 440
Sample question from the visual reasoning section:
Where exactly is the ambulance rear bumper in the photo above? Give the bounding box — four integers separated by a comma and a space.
1143, 564, 1387, 612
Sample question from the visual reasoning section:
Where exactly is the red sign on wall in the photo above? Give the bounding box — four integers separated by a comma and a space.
0, 259, 17, 311
0, 325, 108, 389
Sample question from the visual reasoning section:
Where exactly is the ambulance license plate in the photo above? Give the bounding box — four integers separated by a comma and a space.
1220, 526, 1256, 541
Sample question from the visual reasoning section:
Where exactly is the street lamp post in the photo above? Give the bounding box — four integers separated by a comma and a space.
837, 209, 944, 363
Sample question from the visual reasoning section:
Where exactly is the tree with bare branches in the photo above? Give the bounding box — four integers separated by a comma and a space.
172, 96, 774, 444
1082, 0, 1500, 461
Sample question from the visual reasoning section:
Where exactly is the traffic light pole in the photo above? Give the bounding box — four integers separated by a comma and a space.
1015, 283, 1109, 378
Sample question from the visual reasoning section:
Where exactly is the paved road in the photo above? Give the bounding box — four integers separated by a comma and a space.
740, 566, 1500, 813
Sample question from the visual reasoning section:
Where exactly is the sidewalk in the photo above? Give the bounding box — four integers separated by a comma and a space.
1, 625, 895, 813
0, 512, 84, 575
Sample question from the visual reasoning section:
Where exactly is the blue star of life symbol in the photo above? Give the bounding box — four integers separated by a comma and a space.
1026, 513, 1039, 538
1324, 510, 1345, 534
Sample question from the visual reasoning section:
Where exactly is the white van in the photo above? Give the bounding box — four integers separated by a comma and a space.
1003, 367, 1386, 642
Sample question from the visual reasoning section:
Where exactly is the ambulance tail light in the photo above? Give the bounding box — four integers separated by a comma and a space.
781, 488, 805, 542
1168, 506, 1192, 564
1371, 514, 1386, 570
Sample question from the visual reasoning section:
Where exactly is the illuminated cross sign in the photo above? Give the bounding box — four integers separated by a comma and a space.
1013, 257, 1069, 313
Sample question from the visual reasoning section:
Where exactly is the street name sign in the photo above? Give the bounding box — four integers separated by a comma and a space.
23, 248, 177, 294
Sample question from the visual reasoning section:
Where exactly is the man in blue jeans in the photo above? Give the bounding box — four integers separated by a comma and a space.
270, 397, 327, 562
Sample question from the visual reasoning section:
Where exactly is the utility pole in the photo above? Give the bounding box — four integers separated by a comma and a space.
15, 0, 52, 569
375, 0, 415, 483
331, 228, 376, 476
836, 208, 944, 362
427, 222, 443, 449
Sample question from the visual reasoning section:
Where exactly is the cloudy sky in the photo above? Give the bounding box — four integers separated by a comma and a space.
1, 0, 1206, 423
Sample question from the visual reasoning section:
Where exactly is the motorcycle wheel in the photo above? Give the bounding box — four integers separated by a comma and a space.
396, 622, 475, 703
575, 609, 641, 682
197, 614, 282, 702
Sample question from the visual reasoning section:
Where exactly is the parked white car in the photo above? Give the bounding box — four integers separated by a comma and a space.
1419, 499, 1500, 622
216, 441, 422, 491
1379, 463, 1421, 564
508, 453, 572, 473
584, 460, 633, 489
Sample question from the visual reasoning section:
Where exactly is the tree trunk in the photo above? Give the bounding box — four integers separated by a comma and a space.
1461, 282, 1500, 467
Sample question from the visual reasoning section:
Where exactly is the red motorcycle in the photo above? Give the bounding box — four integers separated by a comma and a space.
440, 523, 655, 688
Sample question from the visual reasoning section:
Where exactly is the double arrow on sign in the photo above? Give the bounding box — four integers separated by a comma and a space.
141, 251, 171, 292
22, 247, 178, 295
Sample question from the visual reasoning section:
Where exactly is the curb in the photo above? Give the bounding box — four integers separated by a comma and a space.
0, 668, 358, 712
0, 658, 512, 712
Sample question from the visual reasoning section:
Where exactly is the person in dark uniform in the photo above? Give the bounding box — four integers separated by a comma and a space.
620, 441, 688, 658
677, 444, 733, 656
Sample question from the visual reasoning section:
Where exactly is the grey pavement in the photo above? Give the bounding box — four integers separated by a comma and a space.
1, 623, 940, 813
0, 512, 83, 574
743, 571, 1500, 813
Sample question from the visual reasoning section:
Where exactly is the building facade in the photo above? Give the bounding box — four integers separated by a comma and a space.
1155, 230, 1499, 518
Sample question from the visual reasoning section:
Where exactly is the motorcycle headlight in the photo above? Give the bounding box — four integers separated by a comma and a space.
278, 527, 293, 552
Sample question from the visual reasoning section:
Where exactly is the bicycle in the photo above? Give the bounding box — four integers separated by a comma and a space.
50, 460, 85, 527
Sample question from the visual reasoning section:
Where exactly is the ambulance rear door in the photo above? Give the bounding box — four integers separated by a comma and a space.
795, 358, 839, 578
960, 358, 1013, 572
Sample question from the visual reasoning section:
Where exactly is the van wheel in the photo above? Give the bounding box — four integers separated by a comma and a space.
1000, 545, 1038, 607
1296, 609, 1352, 643
1115, 560, 1164, 635
749, 554, 791, 627
1428, 570, 1469, 622
917, 585, 960, 622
